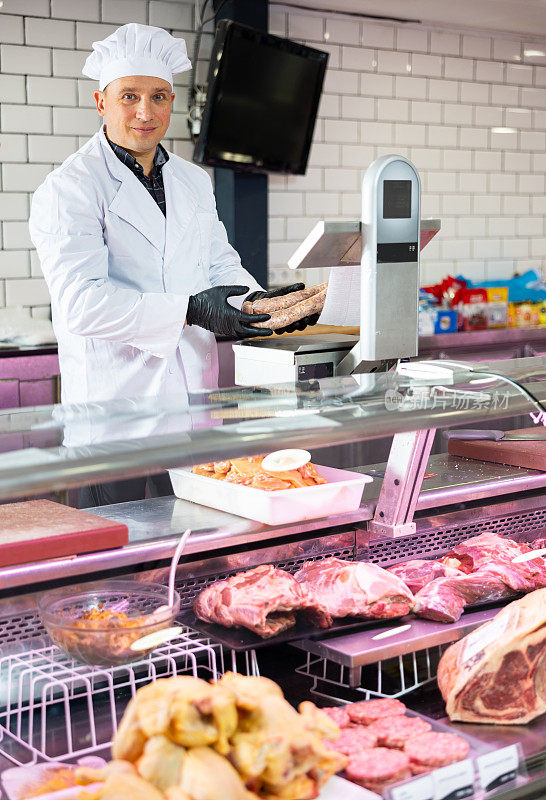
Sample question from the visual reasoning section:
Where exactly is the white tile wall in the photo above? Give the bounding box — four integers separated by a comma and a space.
0, 1, 545, 311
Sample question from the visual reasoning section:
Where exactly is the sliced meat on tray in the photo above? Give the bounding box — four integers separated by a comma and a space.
320, 706, 351, 728
347, 698, 407, 726
369, 714, 432, 749
387, 559, 464, 593
324, 726, 378, 756
404, 732, 470, 774
346, 748, 411, 793
192, 565, 322, 638
294, 558, 414, 627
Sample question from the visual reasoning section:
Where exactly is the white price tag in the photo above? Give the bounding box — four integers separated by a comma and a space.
463, 613, 508, 663
390, 774, 434, 800
477, 745, 519, 793
433, 758, 475, 800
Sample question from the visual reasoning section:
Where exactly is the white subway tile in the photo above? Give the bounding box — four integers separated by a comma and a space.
30, 249, 41, 277
377, 50, 410, 75
503, 238, 529, 258
378, 143, 409, 159
491, 84, 519, 106
427, 171, 457, 192
493, 38, 522, 62
286, 216, 317, 241
5, 278, 50, 306
532, 195, 546, 214
52, 48, 87, 77
0, 74, 25, 103
475, 150, 502, 171
0, 249, 29, 277
444, 103, 473, 125
377, 98, 409, 121
506, 63, 533, 85
505, 194, 531, 214
394, 122, 426, 145
285, 168, 323, 192
442, 149, 472, 170
360, 73, 393, 97
27, 76, 77, 106
534, 109, 546, 129
319, 43, 340, 70
506, 151, 531, 171
458, 216, 487, 237
149, 0, 192, 30
362, 120, 393, 144
268, 216, 285, 241
460, 127, 488, 148
474, 237, 502, 257
440, 238, 471, 259
308, 142, 340, 168
410, 147, 441, 169
269, 9, 286, 37
522, 87, 546, 108
305, 193, 340, 216
341, 192, 361, 216
166, 112, 190, 139
427, 126, 457, 147
53, 106, 100, 135
517, 217, 543, 236
489, 173, 517, 192
419, 193, 440, 217
428, 79, 458, 102
396, 27, 428, 53
341, 144, 375, 168
102, 0, 147, 24
31, 305, 51, 318
324, 118, 358, 143
324, 69, 359, 95
531, 238, 546, 257
460, 81, 489, 103
520, 130, 546, 150
25, 17, 75, 48
2, 163, 51, 191
361, 23, 394, 50
536, 67, 546, 87
288, 13, 323, 42
2, 221, 33, 249
444, 57, 474, 81
77, 78, 96, 108
269, 191, 304, 216
51, 0, 99, 21
341, 46, 375, 72
1, 44, 51, 75
1, 104, 51, 133
324, 168, 359, 192
1, 0, 49, 15
443, 194, 471, 215
490, 129, 518, 150
475, 60, 504, 82
489, 217, 516, 236
341, 95, 374, 119
394, 75, 426, 99
0, 14, 24, 44
0, 193, 27, 220
324, 18, 359, 46
474, 105, 503, 126
459, 172, 487, 192
171, 139, 194, 161
268, 241, 299, 266
518, 173, 544, 193
28, 134, 77, 162
462, 35, 491, 59
0, 134, 27, 162
76, 22, 118, 50
411, 101, 441, 124
411, 54, 442, 78
430, 31, 460, 56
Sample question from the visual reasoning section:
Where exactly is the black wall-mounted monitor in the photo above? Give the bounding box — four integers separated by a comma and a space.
193, 20, 329, 175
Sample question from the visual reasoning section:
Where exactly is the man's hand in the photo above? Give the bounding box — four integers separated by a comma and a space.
246, 283, 321, 335
186, 285, 272, 339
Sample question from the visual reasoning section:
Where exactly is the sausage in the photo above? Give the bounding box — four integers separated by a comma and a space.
250, 288, 326, 329
244, 282, 328, 315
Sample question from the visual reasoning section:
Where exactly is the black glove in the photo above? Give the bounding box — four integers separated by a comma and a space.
186, 285, 272, 339
247, 283, 320, 335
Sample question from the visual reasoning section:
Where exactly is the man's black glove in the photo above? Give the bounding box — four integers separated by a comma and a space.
246, 283, 321, 335
186, 285, 272, 339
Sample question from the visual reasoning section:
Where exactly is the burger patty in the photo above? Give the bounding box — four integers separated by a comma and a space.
321, 706, 351, 728
369, 714, 432, 749
347, 698, 407, 726
324, 726, 378, 756
404, 732, 470, 773
346, 747, 411, 792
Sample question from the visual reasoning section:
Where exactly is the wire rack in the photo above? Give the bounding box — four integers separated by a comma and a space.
0, 628, 222, 767
296, 645, 448, 705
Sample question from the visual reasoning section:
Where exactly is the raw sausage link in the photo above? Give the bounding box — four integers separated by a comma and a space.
246, 282, 328, 314
251, 288, 326, 329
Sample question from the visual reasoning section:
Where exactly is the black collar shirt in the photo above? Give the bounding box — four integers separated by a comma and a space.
107, 137, 169, 217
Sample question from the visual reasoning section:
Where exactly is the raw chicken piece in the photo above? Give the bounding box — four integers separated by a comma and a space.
176, 747, 259, 800
111, 696, 146, 761
219, 672, 283, 710
137, 735, 186, 792
78, 771, 165, 800
76, 760, 137, 785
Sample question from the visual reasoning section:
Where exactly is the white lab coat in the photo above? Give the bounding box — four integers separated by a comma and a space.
29, 125, 261, 405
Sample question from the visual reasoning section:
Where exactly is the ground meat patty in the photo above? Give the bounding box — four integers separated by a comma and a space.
346, 748, 411, 792
347, 698, 407, 726
404, 732, 470, 773
321, 706, 351, 728
324, 726, 378, 756
369, 714, 432, 749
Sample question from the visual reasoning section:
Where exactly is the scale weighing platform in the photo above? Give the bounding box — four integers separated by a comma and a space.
234, 154, 441, 386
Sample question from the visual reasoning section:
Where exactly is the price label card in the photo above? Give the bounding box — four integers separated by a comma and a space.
390, 774, 434, 800
433, 758, 475, 800
477, 745, 519, 793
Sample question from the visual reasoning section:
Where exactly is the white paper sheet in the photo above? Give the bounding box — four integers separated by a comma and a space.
318, 266, 361, 327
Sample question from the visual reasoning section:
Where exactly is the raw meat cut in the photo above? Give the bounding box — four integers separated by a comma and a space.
323, 726, 377, 755
243, 283, 328, 314
294, 558, 414, 627
347, 699, 407, 726
438, 588, 546, 724
369, 715, 431, 749
443, 532, 529, 573
346, 748, 411, 792
531, 538, 546, 551
192, 456, 326, 491
320, 707, 351, 728
193, 565, 320, 638
404, 732, 469, 774
387, 559, 463, 593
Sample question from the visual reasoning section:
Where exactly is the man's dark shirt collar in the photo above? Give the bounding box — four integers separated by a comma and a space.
106, 136, 169, 216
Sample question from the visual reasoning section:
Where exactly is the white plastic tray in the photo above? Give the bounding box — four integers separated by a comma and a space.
169, 465, 372, 525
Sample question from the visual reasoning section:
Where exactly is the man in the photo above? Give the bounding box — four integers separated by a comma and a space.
29, 24, 317, 507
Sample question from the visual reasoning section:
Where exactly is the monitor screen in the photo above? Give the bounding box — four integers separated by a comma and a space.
193, 21, 328, 175
383, 180, 412, 219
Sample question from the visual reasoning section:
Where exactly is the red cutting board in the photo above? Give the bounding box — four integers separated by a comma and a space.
0, 499, 128, 568
448, 428, 546, 471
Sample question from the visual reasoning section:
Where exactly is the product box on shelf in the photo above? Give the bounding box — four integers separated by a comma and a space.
434, 309, 458, 334
457, 288, 488, 331
485, 287, 508, 328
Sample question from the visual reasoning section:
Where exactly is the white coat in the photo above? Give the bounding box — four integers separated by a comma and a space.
29, 125, 261, 406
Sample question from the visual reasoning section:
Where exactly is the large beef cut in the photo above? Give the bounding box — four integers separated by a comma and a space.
387, 560, 463, 594
438, 588, 546, 724
294, 557, 414, 625
442, 532, 530, 573
412, 570, 515, 623
193, 565, 319, 638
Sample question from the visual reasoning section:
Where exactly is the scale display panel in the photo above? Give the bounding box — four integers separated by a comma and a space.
383, 179, 412, 219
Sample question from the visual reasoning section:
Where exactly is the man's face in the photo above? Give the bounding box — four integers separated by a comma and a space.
94, 75, 174, 156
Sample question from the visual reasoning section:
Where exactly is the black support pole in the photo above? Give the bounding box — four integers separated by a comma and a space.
213, 0, 269, 288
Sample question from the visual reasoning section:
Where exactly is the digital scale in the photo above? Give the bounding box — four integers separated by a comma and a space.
234, 155, 440, 385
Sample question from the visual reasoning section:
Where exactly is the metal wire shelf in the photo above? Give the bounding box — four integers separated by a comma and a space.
0, 628, 222, 766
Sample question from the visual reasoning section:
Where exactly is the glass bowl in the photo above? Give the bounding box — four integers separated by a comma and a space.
38, 580, 181, 667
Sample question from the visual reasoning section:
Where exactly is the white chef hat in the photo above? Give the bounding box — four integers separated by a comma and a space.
82, 23, 191, 91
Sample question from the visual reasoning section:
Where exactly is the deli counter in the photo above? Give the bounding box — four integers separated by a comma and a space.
1, 357, 546, 798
